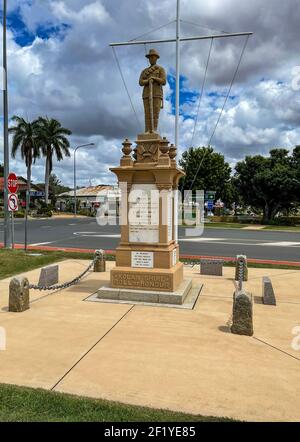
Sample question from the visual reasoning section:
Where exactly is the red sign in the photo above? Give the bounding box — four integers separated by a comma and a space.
8, 194, 19, 212
8, 173, 18, 194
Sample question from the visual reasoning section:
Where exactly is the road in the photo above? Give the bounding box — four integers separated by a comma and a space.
1, 217, 300, 262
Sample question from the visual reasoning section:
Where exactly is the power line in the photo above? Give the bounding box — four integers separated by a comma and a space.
207, 35, 250, 147
189, 37, 213, 149
112, 46, 142, 130
180, 19, 229, 35
129, 20, 176, 42
186, 35, 250, 195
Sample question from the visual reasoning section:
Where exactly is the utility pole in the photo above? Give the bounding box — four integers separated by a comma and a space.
3, 0, 11, 248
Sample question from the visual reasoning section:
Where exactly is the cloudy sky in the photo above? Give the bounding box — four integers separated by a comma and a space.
0, 0, 299, 187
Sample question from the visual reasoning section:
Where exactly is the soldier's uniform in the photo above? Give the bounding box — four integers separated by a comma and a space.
139, 49, 166, 133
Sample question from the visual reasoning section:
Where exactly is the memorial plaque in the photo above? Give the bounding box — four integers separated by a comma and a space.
174, 191, 179, 243
129, 184, 159, 243
132, 251, 154, 268
167, 191, 173, 242
173, 249, 177, 266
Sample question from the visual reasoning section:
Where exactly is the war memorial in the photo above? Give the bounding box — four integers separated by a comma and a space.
97, 48, 200, 305
2, 0, 300, 425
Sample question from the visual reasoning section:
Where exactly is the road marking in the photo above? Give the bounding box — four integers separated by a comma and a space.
259, 242, 300, 247
73, 232, 99, 234
179, 237, 226, 242
30, 241, 54, 246
179, 239, 300, 248
73, 232, 121, 238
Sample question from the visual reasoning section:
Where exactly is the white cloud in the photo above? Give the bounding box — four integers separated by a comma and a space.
1, 0, 299, 187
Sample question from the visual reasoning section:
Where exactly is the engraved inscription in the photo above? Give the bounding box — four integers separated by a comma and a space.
132, 251, 153, 268
172, 249, 177, 266
112, 273, 172, 290
129, 183, 159, 243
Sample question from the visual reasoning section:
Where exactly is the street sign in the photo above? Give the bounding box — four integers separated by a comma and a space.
7, 172, 18, 194
207, 200, 214, 210
8, 193, 18, 212
205, 190, 216, 201
30, 191, 45, 197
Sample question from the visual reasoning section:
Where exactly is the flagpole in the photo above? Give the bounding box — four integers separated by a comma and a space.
3, 0, 11, 248
175, 0, 180, 150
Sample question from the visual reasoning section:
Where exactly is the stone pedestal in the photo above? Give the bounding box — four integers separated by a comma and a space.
107, 132, 184, 299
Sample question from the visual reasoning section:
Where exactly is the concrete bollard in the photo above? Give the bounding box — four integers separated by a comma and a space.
200, 259, 223, 276
262, 276, 276, 306
94, 249, 106, 272
231, 289, 253, 336
235, 255, 248, 282
9, 276, 30, 312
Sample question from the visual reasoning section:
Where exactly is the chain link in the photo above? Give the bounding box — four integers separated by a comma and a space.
238, 260, 244, 291
28, 257, 97, 291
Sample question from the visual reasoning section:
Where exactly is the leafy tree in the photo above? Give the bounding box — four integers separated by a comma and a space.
179, 146, 233, 204
36, 117, 71, 204
0, 163, 3, 177
9, 116, 40, 213
233, 148, 299, 223
49, 173, 71, 205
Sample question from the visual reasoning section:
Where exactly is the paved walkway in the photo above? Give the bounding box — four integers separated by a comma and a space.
0, 260, 300, 421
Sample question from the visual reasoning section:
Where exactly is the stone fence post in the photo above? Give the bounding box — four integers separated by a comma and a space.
94, 249, 106, 272
9, 277, 30, 312
235, 255, 248, 282
231, 289, 253, 336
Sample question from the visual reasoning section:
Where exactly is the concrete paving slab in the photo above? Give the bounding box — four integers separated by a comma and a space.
0, 260, 130, 388
0, 260, 300, 421
55, 299, 300, 422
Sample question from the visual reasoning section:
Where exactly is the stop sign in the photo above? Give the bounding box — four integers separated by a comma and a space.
7, 172, 18, 194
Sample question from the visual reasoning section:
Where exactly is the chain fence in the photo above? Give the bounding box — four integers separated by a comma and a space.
28, 256, 97, 291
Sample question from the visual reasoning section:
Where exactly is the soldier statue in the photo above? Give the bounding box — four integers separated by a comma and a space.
139, 49, 166, 133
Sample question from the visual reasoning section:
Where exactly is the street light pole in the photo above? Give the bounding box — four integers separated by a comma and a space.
3, 0, 11, 248
73, 143, 95, 217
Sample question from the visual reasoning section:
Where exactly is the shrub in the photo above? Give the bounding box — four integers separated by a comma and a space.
36, 207, 52, 218
267, 217, 299, 226
78, 208, 92, 217
14, 211, 25, 218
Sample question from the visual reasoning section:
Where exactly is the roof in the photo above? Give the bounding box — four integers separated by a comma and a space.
0, 176, 42, 192
59, 185, 118, 198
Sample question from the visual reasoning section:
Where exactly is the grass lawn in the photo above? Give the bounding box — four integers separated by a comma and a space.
204, 222, 246, 229
0, 249, 94, 280
262, 225, 300, 231
0, 384, 232, 422
1, 248, 300, 280
204, 222, 300, 231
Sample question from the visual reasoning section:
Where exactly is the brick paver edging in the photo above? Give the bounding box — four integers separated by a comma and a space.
1, 243, 300, 267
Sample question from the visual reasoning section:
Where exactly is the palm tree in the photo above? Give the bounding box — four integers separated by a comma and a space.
36, 117, 72, 204
9, 115, 41, 249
